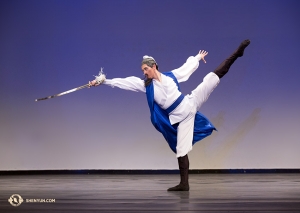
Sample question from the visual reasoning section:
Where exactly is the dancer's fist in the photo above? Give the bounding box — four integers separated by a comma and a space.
88, 80, 100, 87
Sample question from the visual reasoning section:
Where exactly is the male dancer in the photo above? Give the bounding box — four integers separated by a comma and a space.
89, 40, 250, 191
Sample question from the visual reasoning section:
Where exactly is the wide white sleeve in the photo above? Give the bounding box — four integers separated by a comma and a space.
102, 76, 146, 93
172, 54, 201, 83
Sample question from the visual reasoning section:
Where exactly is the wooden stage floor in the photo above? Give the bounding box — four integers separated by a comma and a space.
1, 173, 300, 212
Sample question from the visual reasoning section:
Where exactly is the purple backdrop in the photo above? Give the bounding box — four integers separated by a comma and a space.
0, 0, 299, 170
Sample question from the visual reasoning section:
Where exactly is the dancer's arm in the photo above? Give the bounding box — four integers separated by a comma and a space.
172, 50, 208, 83
90, 76, 146, 93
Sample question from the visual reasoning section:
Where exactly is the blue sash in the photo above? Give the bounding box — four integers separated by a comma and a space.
165, 94, 184, 114
145, 71, 216, 153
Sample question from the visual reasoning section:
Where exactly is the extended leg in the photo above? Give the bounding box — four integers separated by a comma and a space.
168, 154, 190, 191
214, 39, 250, 79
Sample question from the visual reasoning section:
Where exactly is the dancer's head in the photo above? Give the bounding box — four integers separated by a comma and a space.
141, 55, 158, 79
141, 55, 159, 86
141, 55, 159, 71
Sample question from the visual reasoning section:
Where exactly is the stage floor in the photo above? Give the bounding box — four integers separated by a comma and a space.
1, 173, 300, 212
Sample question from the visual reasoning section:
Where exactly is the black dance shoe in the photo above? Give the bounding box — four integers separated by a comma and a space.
167, 183, 190, 191
235, 39, 251, 57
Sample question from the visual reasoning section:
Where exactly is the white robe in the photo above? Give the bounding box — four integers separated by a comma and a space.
103, 55, 220, 157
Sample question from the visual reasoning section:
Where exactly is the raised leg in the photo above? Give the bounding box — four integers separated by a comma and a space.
214, 39, 250, 79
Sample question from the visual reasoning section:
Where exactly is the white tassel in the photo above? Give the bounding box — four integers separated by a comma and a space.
94, 67, 106, 85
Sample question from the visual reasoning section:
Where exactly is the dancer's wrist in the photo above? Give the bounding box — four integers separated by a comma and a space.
195, 54, 202, 61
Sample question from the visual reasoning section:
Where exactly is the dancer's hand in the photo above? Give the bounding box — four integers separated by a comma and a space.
198, 50, 208, 63
88, 80, 100, 88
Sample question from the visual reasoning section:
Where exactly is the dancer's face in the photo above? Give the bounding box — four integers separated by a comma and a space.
141, 64, 156, 79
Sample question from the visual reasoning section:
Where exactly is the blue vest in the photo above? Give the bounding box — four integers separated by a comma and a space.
145, 72, 216, 153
